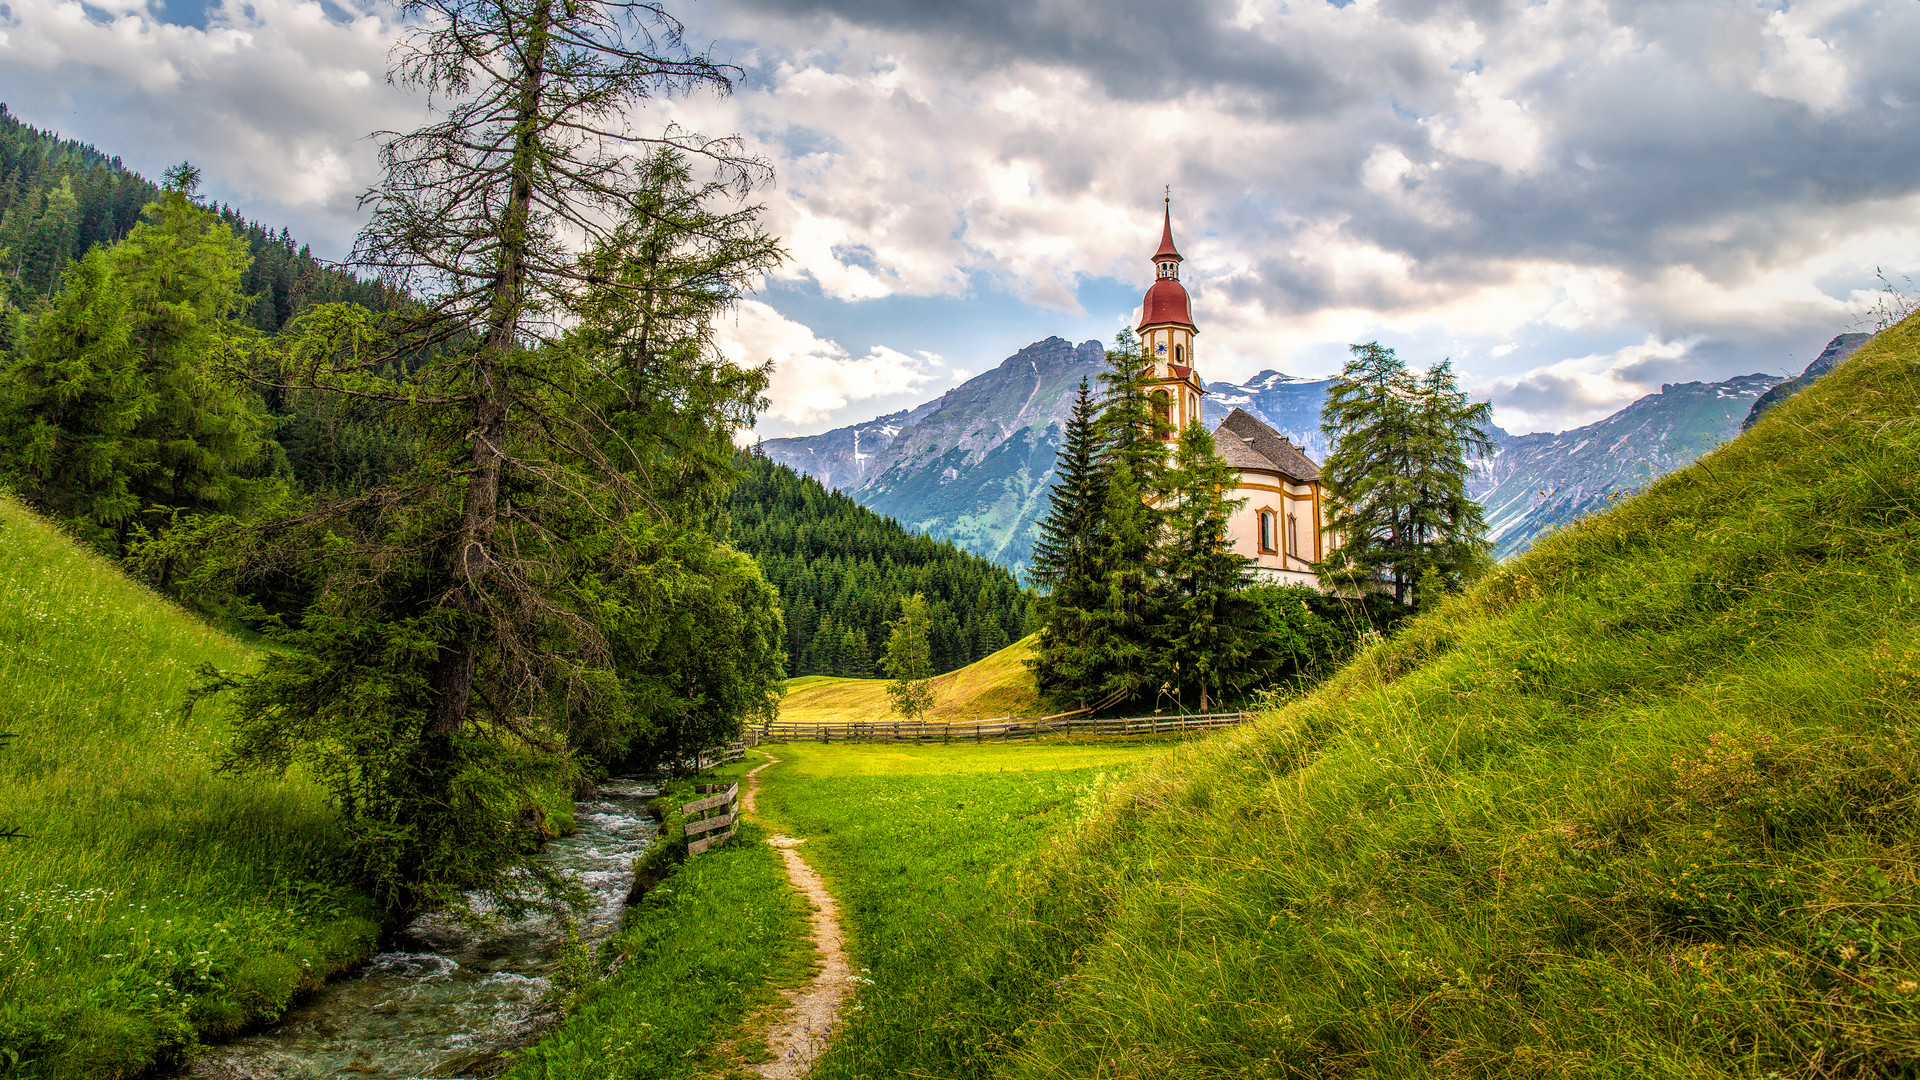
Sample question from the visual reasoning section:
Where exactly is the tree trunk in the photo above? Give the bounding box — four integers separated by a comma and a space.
428, 0, 553, 737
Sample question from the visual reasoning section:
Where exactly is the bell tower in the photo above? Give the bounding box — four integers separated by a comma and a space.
1137, 198, 1205, 440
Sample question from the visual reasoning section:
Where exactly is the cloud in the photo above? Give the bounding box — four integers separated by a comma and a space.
1476, 335, 1701, 434
5, 0, 1920, 436
0, 0, 416, 253
713, 299, 941, 428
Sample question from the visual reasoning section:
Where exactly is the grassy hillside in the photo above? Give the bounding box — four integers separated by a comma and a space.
775, 634, 1042, 726
0, 496, 376, 1078
962, 315, 1920, 1077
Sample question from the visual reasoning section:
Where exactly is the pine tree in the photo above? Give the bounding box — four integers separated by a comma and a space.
1319, 343, 1493, 606
883, 593, 937, 721
1154, 421, 1258, 711
1028, 377, 1106, 703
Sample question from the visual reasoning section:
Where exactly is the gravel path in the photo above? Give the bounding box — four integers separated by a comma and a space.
742, 749, 851, 1079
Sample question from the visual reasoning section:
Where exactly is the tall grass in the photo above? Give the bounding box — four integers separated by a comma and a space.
0, 496, 377, 1078
987, 314, 1920, 1077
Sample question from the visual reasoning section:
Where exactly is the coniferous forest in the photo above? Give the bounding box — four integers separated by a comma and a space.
0, 104, 387, 323
729, 452, 1033, 678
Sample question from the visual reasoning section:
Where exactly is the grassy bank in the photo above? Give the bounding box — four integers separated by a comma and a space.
503, 818, 813, 1080
748, 739, 1170, 1079
975, 315, 1920, 1077
777, 635, 1042, 727
0, 496, 378, 1078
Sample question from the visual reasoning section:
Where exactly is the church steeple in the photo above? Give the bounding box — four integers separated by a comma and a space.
1136, 198, 1204, 439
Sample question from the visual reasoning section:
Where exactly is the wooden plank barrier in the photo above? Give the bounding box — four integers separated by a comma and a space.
683, 781, 739, 856
749, 711, 1252, 744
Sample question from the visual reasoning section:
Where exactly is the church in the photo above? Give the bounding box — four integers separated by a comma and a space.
1135, 205, 1337, 589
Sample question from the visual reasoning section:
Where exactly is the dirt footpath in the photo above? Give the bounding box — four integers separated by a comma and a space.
742, 750, 852, 1079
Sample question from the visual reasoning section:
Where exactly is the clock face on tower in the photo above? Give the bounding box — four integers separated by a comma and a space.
1155, 342, 1167, 355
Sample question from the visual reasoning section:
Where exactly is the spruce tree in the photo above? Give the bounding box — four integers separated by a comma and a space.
1082, 331, 1170, 709
1154, 421, 1258, 711
1028, 377, 1106, 704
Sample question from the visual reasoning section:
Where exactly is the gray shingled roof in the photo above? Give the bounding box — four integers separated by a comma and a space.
1214, 407, 1321, 482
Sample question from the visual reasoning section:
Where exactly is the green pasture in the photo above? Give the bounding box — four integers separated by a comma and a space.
0, 495, 378, 1078
747, 738, 1170, 1079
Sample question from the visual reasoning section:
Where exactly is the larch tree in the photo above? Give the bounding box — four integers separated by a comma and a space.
1319, 342, 1492, 607
0, 170, 276, 554
188, 0, 786, 912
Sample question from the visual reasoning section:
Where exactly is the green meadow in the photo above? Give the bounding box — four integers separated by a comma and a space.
0, 496, 377, 1078
747, 738, 1172, 1079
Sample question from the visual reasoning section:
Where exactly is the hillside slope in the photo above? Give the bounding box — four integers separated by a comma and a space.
0, 496, 376, 1077
774, 635, 1042, 727
997, 317, 1920, 1077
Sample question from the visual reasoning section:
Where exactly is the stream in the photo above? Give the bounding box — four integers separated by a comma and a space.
187, 778, 659, 1080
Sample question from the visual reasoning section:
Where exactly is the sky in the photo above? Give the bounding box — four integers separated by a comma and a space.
2, 0, 1917, 438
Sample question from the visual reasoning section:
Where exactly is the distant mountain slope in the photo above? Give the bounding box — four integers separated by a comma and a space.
1470, 373, 1782, 557
728, 454, 1032, 677
765, 337, 1803, 572
762, 337, 1105, 573
0, 102, 383, 325
1742, 332, 1872, 432
1199, 370, 1339, 461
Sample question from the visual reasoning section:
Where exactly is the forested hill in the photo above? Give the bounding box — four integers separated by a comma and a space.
0, 103, 385, 323
729, 453, 1034, 678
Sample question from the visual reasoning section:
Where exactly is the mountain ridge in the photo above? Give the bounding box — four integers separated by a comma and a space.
763, 337, 1820, 572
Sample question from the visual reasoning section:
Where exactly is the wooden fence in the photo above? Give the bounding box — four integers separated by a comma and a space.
745, 711, 1250, 745
682, 781, 738, 856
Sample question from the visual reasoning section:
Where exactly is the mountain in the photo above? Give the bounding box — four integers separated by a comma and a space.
1198, 370, 1339, 461
1470, 373, 1782, 557
1742, 332, 1872, 432
762, 336, 1106, 574
764, 338, 1807, 572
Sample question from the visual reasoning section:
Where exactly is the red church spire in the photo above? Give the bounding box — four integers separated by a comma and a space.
1138, 198, 1194, 331
1153, 199, 1182, 263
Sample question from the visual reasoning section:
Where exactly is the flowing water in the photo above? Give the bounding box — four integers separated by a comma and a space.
188, 779, 658, 1080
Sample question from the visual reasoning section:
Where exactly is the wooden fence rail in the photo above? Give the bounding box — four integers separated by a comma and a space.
682, 781, 738, 856
746, 711, 1250, 745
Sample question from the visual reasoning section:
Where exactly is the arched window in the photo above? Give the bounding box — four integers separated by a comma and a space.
1287, 513, 1298, 557
1259, 511, 1276, 554
1151, 390, 1172, 427
1174, 344, 1184, 365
